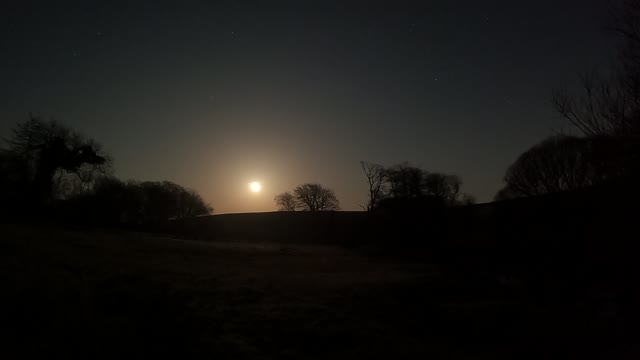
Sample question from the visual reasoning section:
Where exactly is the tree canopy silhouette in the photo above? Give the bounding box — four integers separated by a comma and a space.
294, 184, 340, 211
385, 163, 425, 199
1, 117, 212, 223
5, 116, 111, 203
361, 162, 475, 210
494, 135, 631, 199
69, 178, 213, 225
274, 192, 297, 211
275, 183, 340, 211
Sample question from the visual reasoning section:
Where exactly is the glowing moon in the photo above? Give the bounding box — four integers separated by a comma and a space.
249, 181, 262, 193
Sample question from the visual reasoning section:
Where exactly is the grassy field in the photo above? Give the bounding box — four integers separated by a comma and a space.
0, 224, 634, 359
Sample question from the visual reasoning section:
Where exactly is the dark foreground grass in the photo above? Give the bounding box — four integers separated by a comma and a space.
0, 224, 635, 359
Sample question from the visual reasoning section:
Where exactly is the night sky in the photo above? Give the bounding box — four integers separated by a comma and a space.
1, 1, 617, 213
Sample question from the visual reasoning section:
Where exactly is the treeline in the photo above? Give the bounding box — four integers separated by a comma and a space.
0, 117, 212, 224
61, 178, 212, 226
273, 164, 475, 213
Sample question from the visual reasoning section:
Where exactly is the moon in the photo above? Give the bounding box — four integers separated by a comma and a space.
249, 181, 262, 193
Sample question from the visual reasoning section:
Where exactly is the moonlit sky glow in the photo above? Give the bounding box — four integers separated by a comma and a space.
0, 0, 617, 213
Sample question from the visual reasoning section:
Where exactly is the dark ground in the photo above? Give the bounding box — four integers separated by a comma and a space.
1, 222, 638, 359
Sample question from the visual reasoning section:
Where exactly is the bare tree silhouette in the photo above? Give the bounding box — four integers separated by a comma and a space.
553, 1, 640, 138
274, 192, 297, 211
292, 183, 340, 211
360, 161, 387, 211
553, 71, 634, 137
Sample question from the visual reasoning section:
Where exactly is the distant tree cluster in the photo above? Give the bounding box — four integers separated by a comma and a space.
1, 116, 212, 223
360, 161, 475, 211
68, 177, 212, 225
275, 183, 340, 211
497, 1, 640, 200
